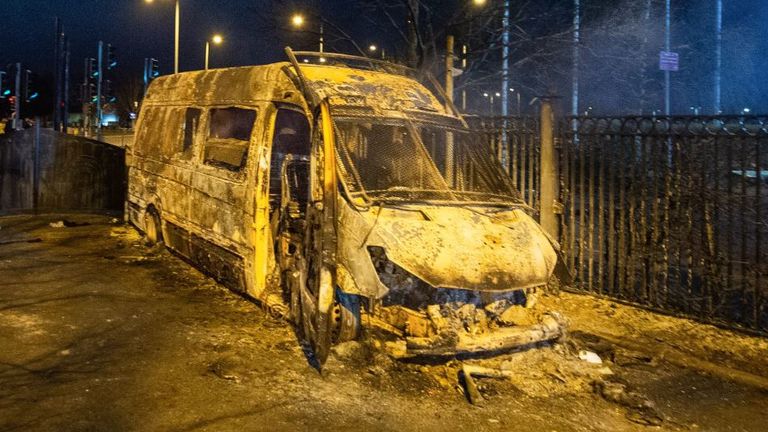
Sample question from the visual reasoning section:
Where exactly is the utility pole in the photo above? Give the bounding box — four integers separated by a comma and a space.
445, 35, 455, 186
96, 41, 103, 136
174, 0, 180, 74
572, 0, 581, 117
319, 22, 325, 53
63, 38, 70, 131
53, 18, 63, 132
714, 0, 722, 114
461, 44, 468, 111
500, 0, 510, 169
664, 0, 671, 116
14, 63, 21, 130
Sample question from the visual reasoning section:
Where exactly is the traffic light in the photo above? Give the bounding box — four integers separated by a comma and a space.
150, 58, 160, 78
107, 44, 117, 70
0, 71, 8, 98
86, 82, 97, 103
87, 58, 98, 78
24, 70, 38, 101
104, 79, 117, 103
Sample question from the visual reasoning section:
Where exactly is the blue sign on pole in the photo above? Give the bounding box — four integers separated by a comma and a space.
659, 51, 679, 71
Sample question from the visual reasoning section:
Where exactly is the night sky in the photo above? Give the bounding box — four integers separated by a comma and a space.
2, 0, 768, 114
1, 0, 328, 79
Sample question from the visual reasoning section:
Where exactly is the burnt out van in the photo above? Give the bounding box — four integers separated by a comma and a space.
127, 49, 566, 365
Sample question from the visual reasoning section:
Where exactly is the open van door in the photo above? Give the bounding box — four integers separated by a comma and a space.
285, 101, 338, 367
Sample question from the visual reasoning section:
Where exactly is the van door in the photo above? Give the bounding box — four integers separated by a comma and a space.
189, 106, 258, 291
288, 101, 338, 367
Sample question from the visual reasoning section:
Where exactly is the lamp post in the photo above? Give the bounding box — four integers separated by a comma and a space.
291, 13, 324, 53
205, 34, 223, 70
145, 0, 180, 74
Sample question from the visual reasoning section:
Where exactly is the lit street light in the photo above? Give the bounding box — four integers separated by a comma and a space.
290, 13, 324, 53
205, 34, 223, 70
145, 0, 181, 74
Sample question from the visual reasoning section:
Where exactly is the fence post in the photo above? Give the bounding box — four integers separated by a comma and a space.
539, 98, 559, 237
33, 118, 41, 213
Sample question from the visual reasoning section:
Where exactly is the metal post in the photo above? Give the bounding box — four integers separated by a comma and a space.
33, 118, 41, 212
174, 0, 180, 74
53, 18, 62, 132
14, 63, 21, 130
97, 41, 103, 136
500, 0, 510, 168
319, 22, 324, 53
714, 0, 722, 114
64, 38, 70, 132
461, 44, 468, 111
205, 42, 210, 70
143, 58, 148, 95
665, 0, 671, 116
539, 98, 558, 237
445, 35, 455, 187
572, 0, 580, 117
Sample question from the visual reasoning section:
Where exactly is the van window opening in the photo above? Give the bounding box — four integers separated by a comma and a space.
204, 107, 257, 172
334, 116, 523, 205
269, 109, 310, 211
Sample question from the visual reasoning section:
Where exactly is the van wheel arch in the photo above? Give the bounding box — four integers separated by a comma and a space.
144, 204, 163, 245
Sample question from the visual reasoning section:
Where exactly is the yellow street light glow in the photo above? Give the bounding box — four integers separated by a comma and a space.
291, 14, 305, 27
212, 34, 223, 44
369, 44, 377, 52
472, 0, 488, 6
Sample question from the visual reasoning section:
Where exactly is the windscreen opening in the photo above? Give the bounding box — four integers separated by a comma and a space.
334, 117, 523, 205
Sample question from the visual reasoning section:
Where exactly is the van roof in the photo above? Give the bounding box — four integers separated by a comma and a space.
143, 61, 448, 117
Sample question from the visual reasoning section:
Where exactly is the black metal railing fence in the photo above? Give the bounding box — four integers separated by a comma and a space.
476, 114, 768, 334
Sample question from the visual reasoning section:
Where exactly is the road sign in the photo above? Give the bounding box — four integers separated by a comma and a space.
659, 51, 679, 72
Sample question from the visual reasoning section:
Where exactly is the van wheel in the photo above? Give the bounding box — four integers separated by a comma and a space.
144, 208, 162, 245
332, 291, 360, 343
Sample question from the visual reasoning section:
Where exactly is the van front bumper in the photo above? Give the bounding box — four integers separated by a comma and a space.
386, 313, 566, 358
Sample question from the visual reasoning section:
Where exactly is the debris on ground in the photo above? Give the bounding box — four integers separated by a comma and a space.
594, 379, 665, 426
579, 350, 603, 364
49, 220, 91, 228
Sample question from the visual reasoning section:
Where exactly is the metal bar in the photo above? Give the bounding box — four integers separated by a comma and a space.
740, 137, 749, 325
587, 132, 596, 292
648, 136, 661, 305
639, 135, 649, 301
606, 133, 617, 296
626, 135, 638, 300
758, 137, 765, 331
578, 130, 587, 287
568, 122, 578, 274
596, 134, 606, 294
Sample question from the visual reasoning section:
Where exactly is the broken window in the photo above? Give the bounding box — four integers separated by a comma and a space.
204, 107, 257, 172
269, 108, 310, 209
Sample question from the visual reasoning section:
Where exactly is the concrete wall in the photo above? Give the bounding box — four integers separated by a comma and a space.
0, 127, 126, 215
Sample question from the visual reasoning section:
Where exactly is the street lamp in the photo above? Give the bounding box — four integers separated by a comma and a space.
290, 13, 324, 53
205, 34, 223, 70
145, 0, 180, 74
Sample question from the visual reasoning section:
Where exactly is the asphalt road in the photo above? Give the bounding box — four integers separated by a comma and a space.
1, 214, 766, 432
